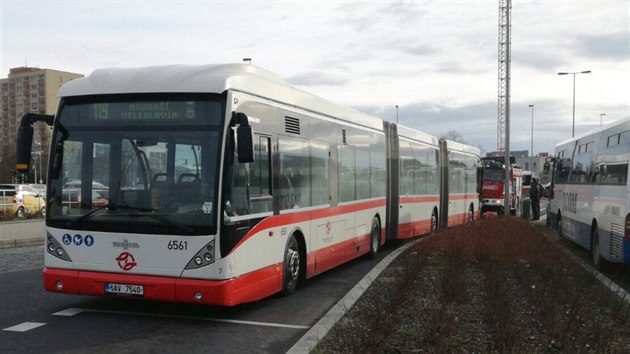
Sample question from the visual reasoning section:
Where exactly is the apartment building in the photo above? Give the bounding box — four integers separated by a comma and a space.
0, 67, 83, 182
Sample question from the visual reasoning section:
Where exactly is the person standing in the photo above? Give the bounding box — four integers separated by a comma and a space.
530, 177, 541, 220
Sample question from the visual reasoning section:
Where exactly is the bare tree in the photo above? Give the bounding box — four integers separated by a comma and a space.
440, 130, 466, 144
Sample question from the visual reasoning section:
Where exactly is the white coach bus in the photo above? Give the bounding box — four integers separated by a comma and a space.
16, 64, 480, 306
546, 117, 630, 268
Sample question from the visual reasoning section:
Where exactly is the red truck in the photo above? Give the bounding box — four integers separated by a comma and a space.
481, 157, 529, 215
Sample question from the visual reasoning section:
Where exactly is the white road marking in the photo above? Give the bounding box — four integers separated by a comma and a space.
53, 308, 85, 317
54, 307, 309, 329
3, 322, 46, 332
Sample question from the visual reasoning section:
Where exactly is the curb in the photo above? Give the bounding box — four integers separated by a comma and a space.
0, 236, 44, 249
286, 238, 424, 354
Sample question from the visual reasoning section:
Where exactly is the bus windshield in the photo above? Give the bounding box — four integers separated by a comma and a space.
483, 168, 504, 182
47, 95, 224, 235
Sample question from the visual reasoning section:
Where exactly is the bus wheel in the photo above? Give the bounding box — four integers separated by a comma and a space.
281, 235, 301, 296
431, 210, 438, 232
591, 227, 609, 271
368, 217, 381, 259
467, 205, 474, 224
16, 207, 26, 220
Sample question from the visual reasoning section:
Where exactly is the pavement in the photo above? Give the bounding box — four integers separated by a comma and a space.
0, 219, 45, 249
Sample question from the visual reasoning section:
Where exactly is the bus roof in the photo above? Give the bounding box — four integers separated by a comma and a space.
397, 125, 440, 146
58, 63, 384, 131
554, 116, 630, 149
446, 139, 481, 157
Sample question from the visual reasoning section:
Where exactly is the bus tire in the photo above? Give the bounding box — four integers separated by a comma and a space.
431, 209, 438, 232
281, 234, 301, 296
368, 217, 381, 259
591, 226, 610, 271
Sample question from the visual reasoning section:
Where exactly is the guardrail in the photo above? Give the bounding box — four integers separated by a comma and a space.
0, 189, 17, 219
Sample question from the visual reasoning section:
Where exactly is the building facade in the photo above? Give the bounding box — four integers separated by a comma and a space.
0, 67, 83, 182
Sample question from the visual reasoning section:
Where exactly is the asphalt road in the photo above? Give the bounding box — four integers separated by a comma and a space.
0, 243, 400, 354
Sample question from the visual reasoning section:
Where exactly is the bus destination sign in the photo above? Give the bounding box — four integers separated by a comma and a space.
90, 102, 196, 122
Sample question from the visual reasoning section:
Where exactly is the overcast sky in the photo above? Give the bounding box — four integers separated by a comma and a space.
1, 0, 628, 154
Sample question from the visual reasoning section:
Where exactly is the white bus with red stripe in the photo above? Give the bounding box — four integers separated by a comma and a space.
16, 64, 480, 306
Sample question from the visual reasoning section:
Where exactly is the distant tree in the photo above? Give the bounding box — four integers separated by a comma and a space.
440, 130, 466, 144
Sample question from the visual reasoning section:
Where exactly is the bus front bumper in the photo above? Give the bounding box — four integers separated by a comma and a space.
43, 266, 282, 307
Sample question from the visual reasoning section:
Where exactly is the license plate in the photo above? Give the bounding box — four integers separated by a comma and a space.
105, 283, 144, 296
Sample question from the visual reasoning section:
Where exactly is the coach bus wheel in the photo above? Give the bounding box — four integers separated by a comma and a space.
591, 227, 609, 271
281, 235, 301, 296
468, 205, 474, 224
431, 210, 438, 232
368, 217, 381, 259
546, 208, 550, 226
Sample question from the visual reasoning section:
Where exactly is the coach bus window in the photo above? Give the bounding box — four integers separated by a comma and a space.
339, 146, 355, 203
311, 141, 329, 206
279, 137, 310, 209
600, 163, 628, 185
554, 158, 571, 184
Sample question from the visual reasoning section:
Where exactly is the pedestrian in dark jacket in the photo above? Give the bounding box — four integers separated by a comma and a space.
530, 178, 541, 220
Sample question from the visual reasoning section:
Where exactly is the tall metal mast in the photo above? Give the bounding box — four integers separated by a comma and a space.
497, 0, 511, 155
498, 0, 512, 215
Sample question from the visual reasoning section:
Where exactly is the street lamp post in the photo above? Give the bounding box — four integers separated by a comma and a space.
558, 70, 591, 137
600, 113, 606, 126
529, 104, 534, 175
395, 105, 399, 124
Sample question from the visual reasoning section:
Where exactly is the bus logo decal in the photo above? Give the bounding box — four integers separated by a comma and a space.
116, 252, 138, 271
112, 239, 140, 250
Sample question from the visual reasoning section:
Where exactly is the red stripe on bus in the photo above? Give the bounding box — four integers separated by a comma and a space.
227, 199, 386, 257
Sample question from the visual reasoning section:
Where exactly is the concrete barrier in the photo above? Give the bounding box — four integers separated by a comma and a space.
0, 219, 45, 249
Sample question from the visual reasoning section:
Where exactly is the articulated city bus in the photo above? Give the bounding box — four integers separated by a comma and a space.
16, 64, 480, 306
546, 117, 630, 269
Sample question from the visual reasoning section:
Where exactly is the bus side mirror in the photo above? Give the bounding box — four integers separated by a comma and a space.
16, 125, 34, 173
237, 124, 254, 163
16, 113, 54, 173
543, 162, 550, 175
232, 112, 254, 164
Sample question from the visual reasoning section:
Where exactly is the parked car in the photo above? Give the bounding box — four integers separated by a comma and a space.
62, 189, 109, 209
0, 184, 46, 219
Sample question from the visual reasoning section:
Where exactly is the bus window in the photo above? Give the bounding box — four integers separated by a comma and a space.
279, 137, 310, 209
311, 141, 329, 206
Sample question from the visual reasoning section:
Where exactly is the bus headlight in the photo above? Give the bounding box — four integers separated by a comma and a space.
185, 239, 216, 270
46, 232, 72, 262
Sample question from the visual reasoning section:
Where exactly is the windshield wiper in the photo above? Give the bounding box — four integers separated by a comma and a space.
65, 203, 194, 234
124, 212, 194, 234
65, 203, 156, 227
